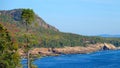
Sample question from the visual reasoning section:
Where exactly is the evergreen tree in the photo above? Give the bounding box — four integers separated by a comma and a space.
21, 8, 35, 68
0, 24, 20, 68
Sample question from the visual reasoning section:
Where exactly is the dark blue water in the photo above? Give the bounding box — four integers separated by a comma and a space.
21, 50, 120, 68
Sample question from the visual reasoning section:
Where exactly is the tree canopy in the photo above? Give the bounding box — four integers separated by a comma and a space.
0, 24, 20, 68
21, 9, 35, 24
21, 8, 35, 68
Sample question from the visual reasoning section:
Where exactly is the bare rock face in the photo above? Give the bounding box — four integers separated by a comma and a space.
105, 43, 116, 49
97, 43, 116, 50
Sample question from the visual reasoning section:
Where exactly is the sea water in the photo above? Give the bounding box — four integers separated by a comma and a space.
21, 50, 120, 68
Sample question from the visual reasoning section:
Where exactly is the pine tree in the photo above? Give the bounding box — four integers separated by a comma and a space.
0, 24, 20, 68
21, 9, 35, 68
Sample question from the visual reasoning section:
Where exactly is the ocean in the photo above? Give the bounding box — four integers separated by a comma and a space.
21, 50, 120, 68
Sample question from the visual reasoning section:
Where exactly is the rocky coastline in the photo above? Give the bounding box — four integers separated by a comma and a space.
19, 43, 117, 57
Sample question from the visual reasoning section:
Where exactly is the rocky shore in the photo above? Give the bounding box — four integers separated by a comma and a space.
19, 43, 117, 57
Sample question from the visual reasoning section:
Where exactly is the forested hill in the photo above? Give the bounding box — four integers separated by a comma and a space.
0, 9, 59, 32
0, 9, 120, 48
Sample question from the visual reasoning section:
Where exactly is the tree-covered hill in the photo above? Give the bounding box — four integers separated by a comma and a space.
0, 9, 120, 48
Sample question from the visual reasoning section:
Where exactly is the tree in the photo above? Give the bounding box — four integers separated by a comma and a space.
0, 24, 20, 68
21, 9, 35, 68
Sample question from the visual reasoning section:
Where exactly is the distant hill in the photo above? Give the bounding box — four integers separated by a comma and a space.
98, 34, 120, 38
0, 9, 120, 48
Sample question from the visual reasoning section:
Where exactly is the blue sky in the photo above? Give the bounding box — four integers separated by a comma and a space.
0, 0, 120, 35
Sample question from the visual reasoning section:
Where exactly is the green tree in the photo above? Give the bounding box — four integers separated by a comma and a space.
0, 24, 20, 68
21, 9, 35, 68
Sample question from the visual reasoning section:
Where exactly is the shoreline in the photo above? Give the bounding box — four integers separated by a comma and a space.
21, 49, 120, 60
19, 43, 118, 58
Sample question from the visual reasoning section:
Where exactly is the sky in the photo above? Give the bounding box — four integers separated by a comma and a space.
0, 0, 120, 35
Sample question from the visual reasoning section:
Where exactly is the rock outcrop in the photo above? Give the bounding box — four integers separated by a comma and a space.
19, 43, 117, 57
52, 43, 116, 54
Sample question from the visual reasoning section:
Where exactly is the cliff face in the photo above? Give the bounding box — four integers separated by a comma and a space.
99, 43, 116, 50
